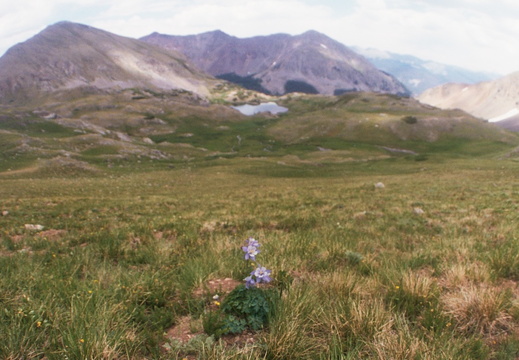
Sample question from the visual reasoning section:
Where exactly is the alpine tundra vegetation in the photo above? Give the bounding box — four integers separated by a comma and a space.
1, 151, 519, 359
0, 21, 518, 360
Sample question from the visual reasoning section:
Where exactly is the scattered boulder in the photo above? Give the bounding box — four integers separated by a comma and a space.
1, 210, 8, 216
413, 207, 425, 215
33, 110, 57, 119
115, 132, 133, 142
24, 224, 44, 231
374, 182, 385, 189
353, 211, 368, 219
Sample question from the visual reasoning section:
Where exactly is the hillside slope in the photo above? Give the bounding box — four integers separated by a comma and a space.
0, 21, 216, 104
417, 72, 519, 130
271, 93, 517, 147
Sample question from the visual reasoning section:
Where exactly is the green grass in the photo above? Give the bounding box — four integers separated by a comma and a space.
81, 145, 121, 156
1, 91, 518, 178
1, 91, 518, 358
0, 157, 518, 359
0, 116, 77, 138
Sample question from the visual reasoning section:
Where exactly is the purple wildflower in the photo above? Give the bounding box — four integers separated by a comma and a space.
246, 237, 260, 248
242, 245, 259, 260
244, 275, 256, 289
240, 237, 273, 288
253, 266, 272, 284
242, 237, 260, 261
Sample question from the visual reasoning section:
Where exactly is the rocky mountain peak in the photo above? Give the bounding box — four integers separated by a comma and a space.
141, 30, 409, 96
0, 21, 216, 104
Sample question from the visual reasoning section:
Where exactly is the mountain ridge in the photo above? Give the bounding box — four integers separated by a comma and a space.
140, 30, 410, 96
355, 47, 498, 94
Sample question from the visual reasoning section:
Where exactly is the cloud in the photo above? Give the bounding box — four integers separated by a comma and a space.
325, 0, 519, 73
90, 0, 333, 38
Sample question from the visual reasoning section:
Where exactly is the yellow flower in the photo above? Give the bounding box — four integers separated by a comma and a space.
88, 290, 93, 294
395, 286, 400, 289
79, 339, 85, 343
36, 321, 42, 327
214, 301, 221, 306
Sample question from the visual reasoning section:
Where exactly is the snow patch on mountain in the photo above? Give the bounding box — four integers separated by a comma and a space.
408, 79, 422, 87
489, 108, 519, 122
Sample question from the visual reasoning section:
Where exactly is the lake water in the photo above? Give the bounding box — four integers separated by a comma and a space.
232, 102, 288, 116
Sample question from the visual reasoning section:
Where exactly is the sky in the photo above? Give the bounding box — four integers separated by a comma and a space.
1, 0, 519, 75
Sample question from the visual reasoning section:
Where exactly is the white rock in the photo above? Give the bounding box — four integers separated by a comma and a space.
353, 211, 367, 219
1, 210, 8, 216
24, 224, 44, 231
413, 207, 425, 215
374, 182, 385, 189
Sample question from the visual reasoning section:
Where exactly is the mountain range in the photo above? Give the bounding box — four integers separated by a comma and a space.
140, 30, 409, 96
354, 48, 497, 95
0, 21, 502, 105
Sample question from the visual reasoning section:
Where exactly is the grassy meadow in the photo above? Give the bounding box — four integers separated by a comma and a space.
0, 90, 518, 359
1, 155, 518, 359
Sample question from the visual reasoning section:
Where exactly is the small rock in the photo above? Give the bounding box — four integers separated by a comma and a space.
1, 210, 8, 216
115, 132, 132, 142
43, 113, 57, 120
374, 182, 385, 189
24, 224, 44, 231
353, 211, 368, 219
413, 207, 425, 215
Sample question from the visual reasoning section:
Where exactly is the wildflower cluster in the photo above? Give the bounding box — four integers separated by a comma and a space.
242, 237, 272, 288
202, 237, 277, 337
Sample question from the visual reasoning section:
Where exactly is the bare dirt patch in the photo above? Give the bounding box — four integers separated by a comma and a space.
192, 277, 241, 298
36, 229, 67, 241
164, 277, 261, 354
166, 315, 203, 344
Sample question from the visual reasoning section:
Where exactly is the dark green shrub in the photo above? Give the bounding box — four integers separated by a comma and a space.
402, 116, 418, 124
220, 284, 278, 334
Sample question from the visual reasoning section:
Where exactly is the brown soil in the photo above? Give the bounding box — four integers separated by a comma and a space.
192, 277, 241, 298
164, 277, 260, 355
36, 229, 67, 241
